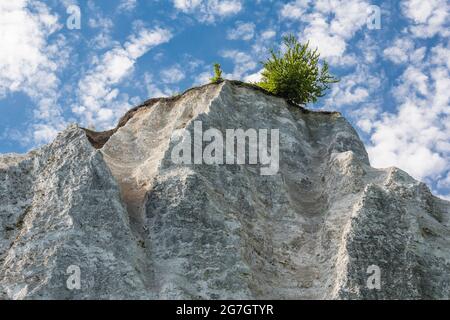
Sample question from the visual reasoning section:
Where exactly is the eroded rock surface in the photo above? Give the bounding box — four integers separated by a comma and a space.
1, 81, 449, 299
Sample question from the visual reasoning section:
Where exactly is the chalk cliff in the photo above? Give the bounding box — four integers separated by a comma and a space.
1, 81, 449, 299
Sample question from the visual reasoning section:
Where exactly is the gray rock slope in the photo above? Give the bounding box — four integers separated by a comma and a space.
1, 81, 449, 299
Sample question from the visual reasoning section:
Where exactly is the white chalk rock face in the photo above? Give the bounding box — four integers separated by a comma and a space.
1, 81, 449, 299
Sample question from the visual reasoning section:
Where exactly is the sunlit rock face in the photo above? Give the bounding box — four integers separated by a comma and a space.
1, 81, 449, 299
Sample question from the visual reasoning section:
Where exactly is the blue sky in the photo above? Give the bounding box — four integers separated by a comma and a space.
0, 0, 449, 199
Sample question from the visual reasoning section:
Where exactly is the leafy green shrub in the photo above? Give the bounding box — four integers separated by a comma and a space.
210, 63, 223, 83
258, 34, 339, 106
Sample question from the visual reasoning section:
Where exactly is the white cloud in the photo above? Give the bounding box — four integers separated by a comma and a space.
303, 14, 347, 58
144, 73, 176, 98
0, 0, 68, 144
160, 65, 186, 84
368, 43, 450, 185
383, 38, 426, 64
431, 43, 450, 69
89, 33, 119, 50
261, 29, 276, 40
172, 0, 242, 23
221, 50, 257, 80
227, 21, 255, 41
280, 0, 371, 60
243, 69, 263, 83
438, 172, 450, 189
73, 27, 172, 129
118, 0, 137, 12
86, 1, 117, 50
352, 104, 380, 133
193, 71, 212, 86
0, 1, 60, 98
280, 0, 309, 19
250, 28, 280, 58
368, 105, 448, 181
214, 0, 242, 16
33, 124, 61, 145
173, 0, 202, 11
88, 16, 113, 29
322, 64, 379, 109
401, 0, 450, 38
395, 66, 429, 97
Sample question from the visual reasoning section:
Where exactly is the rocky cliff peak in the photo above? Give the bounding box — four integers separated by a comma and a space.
1, 80, 449, 299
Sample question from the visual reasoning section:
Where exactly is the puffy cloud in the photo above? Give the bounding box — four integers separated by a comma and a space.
144, 73, 175, 98
322, 65, 379, 110
73, 27, 172, 129
88, 15, 113, 29
244, 69, 263, 83
118, 0, 137, 12
367, 43, 450, 186
33, 124, 61, 145
193, 70, 215, 86
213, 0, 242, 16
302, 14, 347, 58
87, 1, 117, 50
438, 172, 450, 189
368, 104, 448, 181
0, 1, 60, 99
280, 0, 371, 59
280, 0, 309, 19
160, 65, 186, 84
0, 0, 68, 144
352, 104, 381, 134
395, 66, 429, 97
401, 0, 450, 38
221, 50, 257, 80
227, 21, 255, 41
173, 0, 202, 11
261, 29, 276, 40
249, 28, 280, 59
172, 0, 242, 23
383, 38, 426, 64
431, 43, 450, 69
